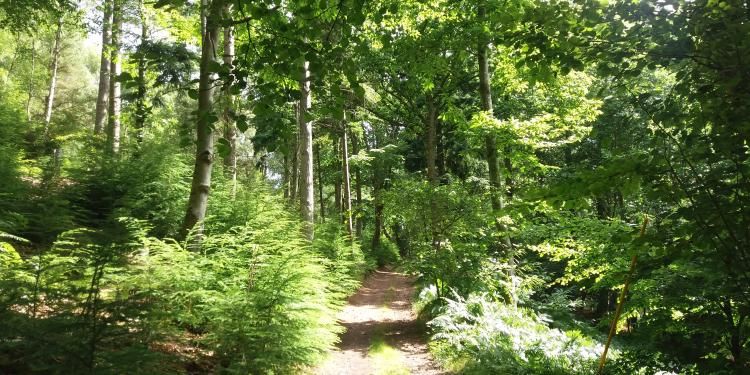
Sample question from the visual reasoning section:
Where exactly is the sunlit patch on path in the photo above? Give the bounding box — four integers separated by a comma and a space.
315, 268, 446, 375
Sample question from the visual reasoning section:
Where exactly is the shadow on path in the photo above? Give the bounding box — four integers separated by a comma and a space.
315, 268, 446, 375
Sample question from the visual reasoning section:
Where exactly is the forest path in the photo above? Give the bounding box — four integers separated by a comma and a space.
315, 268, 446, 375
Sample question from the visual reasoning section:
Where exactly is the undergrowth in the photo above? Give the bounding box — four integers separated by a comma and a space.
429, 293, 603, 375
0, 144, 366, 373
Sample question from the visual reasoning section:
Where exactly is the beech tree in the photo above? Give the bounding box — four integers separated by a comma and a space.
0, 0, 747, 373
93, 0, 111, 134
180, 0, 224, 238
106, 0, 121, 153
42, 15, 63, 134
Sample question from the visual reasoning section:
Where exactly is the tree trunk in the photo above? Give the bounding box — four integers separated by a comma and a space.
298, 60, 314, 240
315, 143, 325, 221
107, 0, 122, 154
372, 178, 384, 252
342, 125, 353, 237
425, 94, 440, 250
94, 0, 111, 134
43, 16, 63, 135
436, 118, 445, 177
290, 128, 298, 201
283, 152, 290, 198
478, 2, 516, 304
26, 38, 36, 122
180, 0, 223, 240
334, 138, 342, 218
353, 134, 363, 239
134, 0, 148, 143
222, 3, 237, 197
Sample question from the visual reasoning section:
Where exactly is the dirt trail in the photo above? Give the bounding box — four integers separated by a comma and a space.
315, 268, 446, 375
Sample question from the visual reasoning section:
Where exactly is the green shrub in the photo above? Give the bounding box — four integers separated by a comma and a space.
139, 217, 347, 372
430, 293, 603, 375
1, 179, 366, 374
0, 219, 171, 374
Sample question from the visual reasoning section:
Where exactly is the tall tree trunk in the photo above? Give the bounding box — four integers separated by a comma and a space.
43, 16, 63, 136
334, 138, 342, 217
134, 0, 148, 142
298, 60, 314, 240
107, 0, 122, 154
353, 134, 363, 239
425, 94, 440, 250
26, 38, 36, 122
283, 150, 290, 198
290, 127, 298, 201
478, 2, 515, 304
372, 172, 384, 252
94, 0, 111, 134
342, 124, 353, 237
315, 143, 325, 221
436, 118, 446, 176
222, 3, 237, 197
180, 0, 223, 240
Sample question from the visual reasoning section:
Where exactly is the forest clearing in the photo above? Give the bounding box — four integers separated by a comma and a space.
0, 0, 748, 374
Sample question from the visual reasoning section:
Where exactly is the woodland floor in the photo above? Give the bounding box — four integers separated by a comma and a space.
315, 268, 446, 375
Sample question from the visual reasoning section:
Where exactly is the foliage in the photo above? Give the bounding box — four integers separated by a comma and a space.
430, 293, 603, 375
1, 0, 749, 373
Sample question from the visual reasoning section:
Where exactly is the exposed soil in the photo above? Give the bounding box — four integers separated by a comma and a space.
315, 268, 446, 375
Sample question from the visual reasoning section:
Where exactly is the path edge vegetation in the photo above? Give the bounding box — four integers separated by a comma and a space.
0, 0, 748, 374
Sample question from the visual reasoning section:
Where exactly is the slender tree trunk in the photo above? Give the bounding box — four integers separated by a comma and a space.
298, 60, 314, 240
283, 151, 290, 198
180, 0, 223, 240
436, 118, 446, 176
478, 2, 516, 305
222, 3, 237, 197
107, 0, 122, 153
372, 175, 384, 252
26, 38, 36, 122
425, 94, 440, 250
478, 32, 502, 214
134, 0, 148, 142
354, 135, 363, 239
342, 125, 353, 237
315, 143, 325, 221
43, 16, 63, 135
200, 0, 207, 38
290, 128, 298, 201
370, 128, 385, 251
94, 0, 111, 134
334, 138, 342, 217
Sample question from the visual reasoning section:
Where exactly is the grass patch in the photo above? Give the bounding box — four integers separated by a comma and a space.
368, 331, 409, 375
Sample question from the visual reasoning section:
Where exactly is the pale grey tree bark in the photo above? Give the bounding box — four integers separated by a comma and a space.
222, 3, 237, 197
298, 60, 314, 240
290, 107, 299, 201
181, 0, 224, 240
342, 123, 353, 237
26, 38, 36, 122
107, 0, 122, 153
94, 0, 111, 134
315, 143, 325, 221
43, 16, 63, 135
